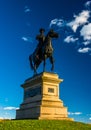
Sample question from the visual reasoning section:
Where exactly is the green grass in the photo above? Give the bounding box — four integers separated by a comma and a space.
0, 120, 91, 130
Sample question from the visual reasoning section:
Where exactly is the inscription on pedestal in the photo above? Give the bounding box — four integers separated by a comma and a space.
48, 88, 54, 93
24, 86, 41, 99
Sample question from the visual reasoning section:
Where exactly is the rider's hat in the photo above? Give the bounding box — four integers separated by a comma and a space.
39, 28, 45, 33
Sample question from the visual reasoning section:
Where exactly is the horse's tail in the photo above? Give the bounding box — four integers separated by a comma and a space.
29, 54, 34, 70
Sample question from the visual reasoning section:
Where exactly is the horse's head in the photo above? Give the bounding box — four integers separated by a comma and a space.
48, 29, 59, 38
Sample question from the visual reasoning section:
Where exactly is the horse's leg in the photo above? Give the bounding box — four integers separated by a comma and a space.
34, 64, 37, 75
34, 59, 42, 75
29, 55, 34, 70
29, 54, 37, 75
49, 55, 54, 71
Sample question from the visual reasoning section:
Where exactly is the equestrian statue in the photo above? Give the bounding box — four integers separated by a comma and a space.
29, 28, 59, 75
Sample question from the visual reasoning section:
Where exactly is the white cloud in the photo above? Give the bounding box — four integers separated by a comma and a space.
22, 37, 28, 42
68, 112, 82, 115
24, 6, 31, 13
0, 116, 12, 120
0, 117, 4, 119
67, 10, 90, 32
50, 10, 90, 33
64, 35, 78, 43
89, 117, 91, 120
83, 41, 91, 46
80, 23, 91, 40
85, 1, 91, 8
22, 37, 33, 43
49, 2, 91, 55
25, 8, 31, 13
3, 107, 19, 110
78, 47, 91, 53
50, 18, 65, 28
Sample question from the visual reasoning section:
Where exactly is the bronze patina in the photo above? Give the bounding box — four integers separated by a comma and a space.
29, 28, 59, 74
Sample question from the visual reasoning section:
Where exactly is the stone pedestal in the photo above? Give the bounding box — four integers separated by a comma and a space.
16, 72, 72, 120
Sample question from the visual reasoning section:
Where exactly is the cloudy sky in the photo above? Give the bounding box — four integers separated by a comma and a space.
0, 0, 91, 123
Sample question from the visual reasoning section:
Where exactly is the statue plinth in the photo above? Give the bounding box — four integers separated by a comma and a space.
16, 72, 73, 120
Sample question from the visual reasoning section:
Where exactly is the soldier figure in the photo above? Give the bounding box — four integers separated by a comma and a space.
35, 28, 45, 59
29, 28, 58, 74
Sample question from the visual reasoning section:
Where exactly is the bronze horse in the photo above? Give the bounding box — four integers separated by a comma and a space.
29, 29, 59, 74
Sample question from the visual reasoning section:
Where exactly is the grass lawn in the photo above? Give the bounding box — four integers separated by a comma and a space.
0, 120, 91, 130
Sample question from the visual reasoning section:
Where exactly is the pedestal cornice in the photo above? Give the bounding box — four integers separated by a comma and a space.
21, 72, 63, 88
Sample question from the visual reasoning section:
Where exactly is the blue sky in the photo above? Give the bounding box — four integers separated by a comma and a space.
0, 0, 91, 123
